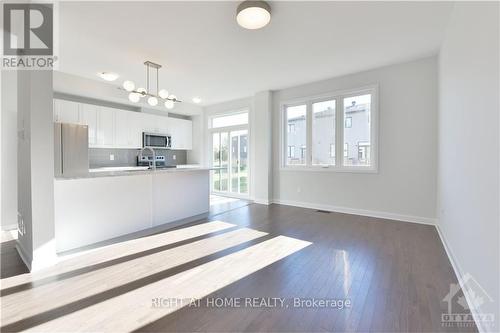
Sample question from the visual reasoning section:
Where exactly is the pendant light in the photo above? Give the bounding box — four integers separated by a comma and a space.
119, 61, 181, 109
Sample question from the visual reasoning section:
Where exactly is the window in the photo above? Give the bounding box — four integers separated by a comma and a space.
312, 99, 336, 166
211, 112, 248, 128
343, 94, 371, 167
285, 105, 306, 165
345, 117, 352, 128
282, 86, 376, 171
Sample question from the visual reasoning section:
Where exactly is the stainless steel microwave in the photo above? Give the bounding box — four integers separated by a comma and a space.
143, 132, 172, 149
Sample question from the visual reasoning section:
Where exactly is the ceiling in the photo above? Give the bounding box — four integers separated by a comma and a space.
58, 1, 453, 106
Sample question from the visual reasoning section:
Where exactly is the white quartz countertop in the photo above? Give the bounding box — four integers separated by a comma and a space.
56, 165, 210, 180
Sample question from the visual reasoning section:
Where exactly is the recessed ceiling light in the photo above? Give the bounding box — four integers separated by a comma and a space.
236, 1, 271, 30
192, 97, 202, 104
98, 72, 119, 81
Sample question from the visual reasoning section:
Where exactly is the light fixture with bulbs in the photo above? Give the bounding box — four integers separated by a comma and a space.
98, 72, 119, 81
118, 61, 181, 109
236, 0, 271, 30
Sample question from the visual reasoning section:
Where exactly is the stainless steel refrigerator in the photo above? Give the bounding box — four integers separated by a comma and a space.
54, 123, 89, 177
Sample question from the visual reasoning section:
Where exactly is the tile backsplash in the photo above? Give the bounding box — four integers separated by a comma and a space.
89, 148, 187, 168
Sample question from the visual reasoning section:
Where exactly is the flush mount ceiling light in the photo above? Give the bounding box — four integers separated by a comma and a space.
98, 72, 119, 81
236, 0, 271, 30
118, 61, 181, 109
192, 97, 202, 104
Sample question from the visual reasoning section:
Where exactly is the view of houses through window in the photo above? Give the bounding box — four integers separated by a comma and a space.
285, 105, 307, 165
343, 94, 371, 166
312, 99, 336, 165
283, 89, 374, 169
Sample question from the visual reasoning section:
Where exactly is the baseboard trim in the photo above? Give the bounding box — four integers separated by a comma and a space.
271, 199, 436, 225
1, 224, 18, 231
253, 199, 270, 205
15, 241, 32, 271
435, 224, 489, 333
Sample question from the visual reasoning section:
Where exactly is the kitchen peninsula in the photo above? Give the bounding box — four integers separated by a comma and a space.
54, 167, 210, 252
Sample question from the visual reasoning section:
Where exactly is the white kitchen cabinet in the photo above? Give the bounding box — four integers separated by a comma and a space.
80, 104, 99, 146
54, 99, 80, 124
114, 109, 131, 148
97, 107, 115, 147
140, 113, 162, 134
170, 118, 192, 150
53, 99, 192, 150
158, 116, 170, 135
127, 111, 144, 148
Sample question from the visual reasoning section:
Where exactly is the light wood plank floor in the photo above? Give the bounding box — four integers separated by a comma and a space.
0, 203, 478, 332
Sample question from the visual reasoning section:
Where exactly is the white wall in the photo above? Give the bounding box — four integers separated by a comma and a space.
1, 71, 18, 230
17, 70, 58, 271
253, 91, 272, 203
187, 114, 203, 165
438, 2, 499, 330
272, 57, 438, 222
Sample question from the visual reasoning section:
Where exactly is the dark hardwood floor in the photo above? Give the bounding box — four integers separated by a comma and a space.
0, 203, 477, 332
0, 231, 29, 279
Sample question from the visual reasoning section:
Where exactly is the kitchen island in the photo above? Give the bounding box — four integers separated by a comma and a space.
54, 167, 210, 252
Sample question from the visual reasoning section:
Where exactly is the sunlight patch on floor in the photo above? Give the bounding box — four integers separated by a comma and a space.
0, 221, 235, 291
24, 236, 312, 332
1, 228, 267, 328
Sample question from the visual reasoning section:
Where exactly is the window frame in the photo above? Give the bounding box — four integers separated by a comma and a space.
280, 84, 378, 173
283, 102, 308, 166
208, 109, 249, 130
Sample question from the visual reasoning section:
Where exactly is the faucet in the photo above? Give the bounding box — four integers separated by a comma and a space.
138, 147, 156, 170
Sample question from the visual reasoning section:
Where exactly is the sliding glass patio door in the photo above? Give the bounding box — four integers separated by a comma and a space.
212, 129, 248, 196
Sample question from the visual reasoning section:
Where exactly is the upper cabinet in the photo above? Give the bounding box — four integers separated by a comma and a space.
114, 109, 131, 148
169, 118, 192, 150
54, 99, 79, 124
53, 99, 192, 150
96, 107, 115, 147
79, 103, 98, 146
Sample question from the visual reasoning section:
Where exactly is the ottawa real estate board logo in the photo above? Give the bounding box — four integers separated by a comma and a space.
441, 273, 495, 329
2, 3, 56, 69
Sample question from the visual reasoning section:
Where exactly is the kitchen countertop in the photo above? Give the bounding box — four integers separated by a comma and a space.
56, 165, 211, 180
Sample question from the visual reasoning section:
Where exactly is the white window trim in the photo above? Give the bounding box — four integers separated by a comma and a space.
208, 108, 249, 131
207, 108, 251, 198
279, 84, 379, 173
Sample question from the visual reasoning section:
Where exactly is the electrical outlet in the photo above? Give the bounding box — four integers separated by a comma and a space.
109, 154, 115, 161
173, 155, 176, 160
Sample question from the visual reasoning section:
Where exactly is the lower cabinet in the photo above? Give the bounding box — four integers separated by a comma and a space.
53, 99, 192, 150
